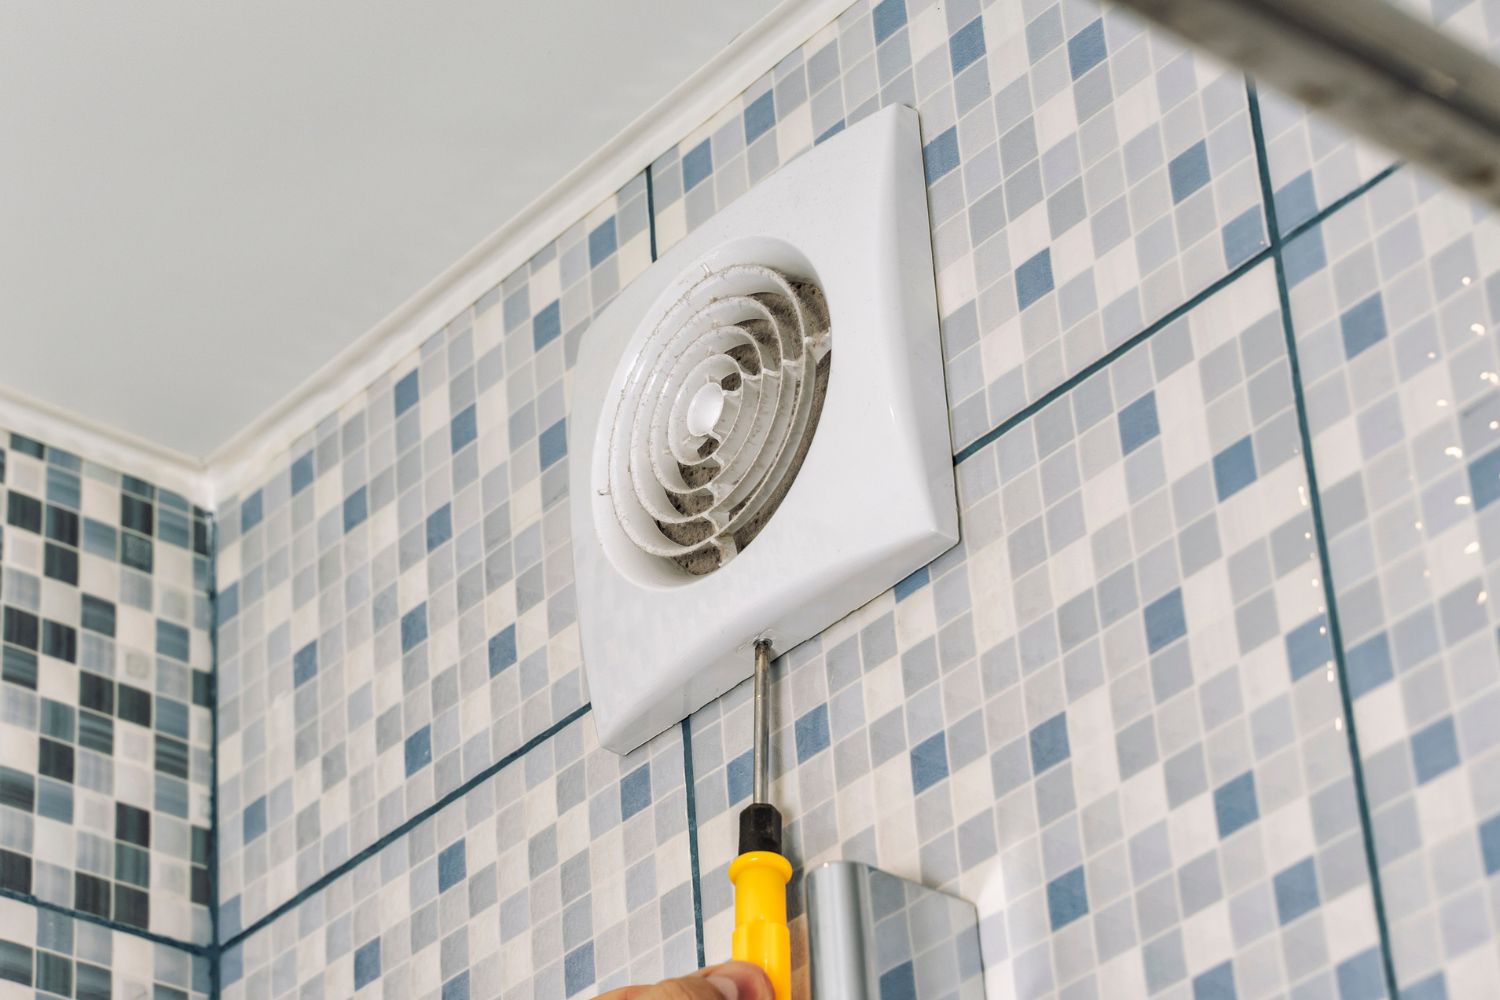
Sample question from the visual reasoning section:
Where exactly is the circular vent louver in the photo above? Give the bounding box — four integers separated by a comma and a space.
605, 263, 832, 576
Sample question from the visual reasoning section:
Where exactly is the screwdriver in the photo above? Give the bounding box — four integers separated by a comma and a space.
728, 639, 792, 1000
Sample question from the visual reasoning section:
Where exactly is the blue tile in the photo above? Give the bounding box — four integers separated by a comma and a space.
1213, 436, 1257, 500
404, 727, 433, 776
533, 300, 562, 351
1193, 961, 1236, 1000
401, 603, 428, 652
451, 405, 478, 453
587, 218, 617, 268
243, 796, 267, 843
564, 942, 596, 996
1067, 20, 1106, 79
1273, 857, 1319, 924
910, 732, 949, 794
1286, 615, 1333, 681
795, 705, 831, 763
488, 625, 517, 676
1275, 171, 1319, 232
1347, 633, 1394, 698
815, 121, 846, 145
353, 939, 381, 990
727, 749, 752, 807
894, 565, 929, 601
872, 0, 907, 44
394, 369, 420, 418
1411, 716, 1459, 784
620, 764, 652, 821
950, 17, 986, 75
1144, 589, 1187, 653
1118, 392, 1161, 454
426, 504, 453, 552
879, 960, 917, 1000
1214, 771, 1258, 838
744, 91, 776, 145
442, 972, 470, 1000
1015, 249, 1054, 310
1480, 812, 1500, 875
1336, 948, 1386, 1000
1046, 866, 1088, 929
1029, 713, 1070, 774
682, 140, 713, 192
1340, 294, 1387, 360
220, 897, 242, 939
1401, 973, 1448, 1000
157, 621, 190, 662
539, 419, 567, 469
290, 451, 316, 495
293, 642, 317, 688
1169, 141, 1211, 203
240, 491, 264, 533
222, 944, 244, 986
438, 841, 466, 893
344, 487, 369, 533
1284, 226, 1327, 288
1467, 446, 1500, 510
923, 127, 960, 185
1222, 206, 1265, 268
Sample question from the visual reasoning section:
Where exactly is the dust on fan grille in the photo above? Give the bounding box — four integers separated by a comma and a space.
605, 264, 831, 575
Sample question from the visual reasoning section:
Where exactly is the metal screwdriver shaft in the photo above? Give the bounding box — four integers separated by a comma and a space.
753, 639, 771, 805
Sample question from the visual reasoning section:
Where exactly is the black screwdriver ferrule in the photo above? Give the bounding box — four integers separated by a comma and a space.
738, 802, 783, 855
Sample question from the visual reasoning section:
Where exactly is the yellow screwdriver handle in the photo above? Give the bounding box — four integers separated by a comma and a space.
728, 850, 792, 1000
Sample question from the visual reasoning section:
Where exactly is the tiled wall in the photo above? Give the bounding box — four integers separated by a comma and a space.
6, 0, 1499, 997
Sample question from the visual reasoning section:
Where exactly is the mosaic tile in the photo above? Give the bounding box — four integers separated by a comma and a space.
649, 0, 1268, 451
0, 897, 211, 999
1286, 169, 1500, 997
687, 262, 1390, 997
0, 432, 215, 946
212, 177, 653, 938
220, 712, 695, 1000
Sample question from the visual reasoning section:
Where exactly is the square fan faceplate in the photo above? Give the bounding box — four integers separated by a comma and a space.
570, 104, 957, 753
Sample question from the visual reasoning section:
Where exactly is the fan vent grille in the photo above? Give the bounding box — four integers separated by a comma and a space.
605, 263, 832, 576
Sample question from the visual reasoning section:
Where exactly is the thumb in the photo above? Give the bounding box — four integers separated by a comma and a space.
697, 961, 774, 1000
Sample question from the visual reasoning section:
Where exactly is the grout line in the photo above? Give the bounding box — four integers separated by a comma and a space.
207, 513, 222, 998
219, 703, 592, 952
1246, 76, 1402, 997
680, 719, 707, 969
0, 887, 215, 958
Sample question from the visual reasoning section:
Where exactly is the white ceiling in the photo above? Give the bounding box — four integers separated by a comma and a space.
0, 0, 777, 459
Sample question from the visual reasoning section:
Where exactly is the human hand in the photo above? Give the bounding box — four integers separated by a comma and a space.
593, 960, 774, 1000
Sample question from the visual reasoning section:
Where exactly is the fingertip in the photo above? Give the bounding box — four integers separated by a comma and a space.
700, 961, 773, 1000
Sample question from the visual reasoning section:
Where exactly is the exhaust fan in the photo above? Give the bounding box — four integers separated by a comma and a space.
570, 105, 957, 753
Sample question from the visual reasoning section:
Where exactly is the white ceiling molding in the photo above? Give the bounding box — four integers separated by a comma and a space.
201, 0, 850, 508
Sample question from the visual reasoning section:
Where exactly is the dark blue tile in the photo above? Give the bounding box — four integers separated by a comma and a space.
1346, 632, 1394, 698
910, 732, 948, 794
533, 300, 563, 351
950, 17, 986, 75
1143, 589, 1187, 653
344, 487, 369, 533
293, 642, 317, 688
353, 939, 381, 990
564, 942, 595, 996
1067, 20, 1106, 79
1283, 226, 1327, 288
442, 972, 470, 1000
1214, 771, 1258, 838
815, 120, 846, 145
426, 504, 453, 552
488, 625, 517, 676
879, 961, 916, 1000
451, 405, 478, 454
1273, 857, 1319, 924
923, 127, 960, 185
795, 704, 831, 762
620, 764, 652, 821
1016, 249, 1054, 310
1335, 948, 1386, 1000
240, 491, 264, 533
404, 726, 433, 777
588, 218, 617, 267
1411, 716, 1459, 784
539, 419, 567, 469
1401, 973, 1448, 1000
222, 944, 244, 986
1118, 392, 1161, 454
156, 621, 189, 662
727, 749, 752, 807
1467, 446, 1500, 510
1480, 812, 1500, 875
893, 565, 929, 601
1340, 294, 1387, 360
402, 604, 428, 652
1222, 206, 1265, 268
1046, 866, 1088, 929
683, 139, 713, 192
1029, 712, 1070, 774
1169, 141, 1211, 203
1274, 171, 1319, 232
1212, 436, 1257, 500
1192, 960, 1236, 1000
242, 796, 267, 843
394, 369, 420, 418
438, 841, 467, 893
872, 0, 907, 44
744, 91, 776, 145
1285, 615, 1332, 681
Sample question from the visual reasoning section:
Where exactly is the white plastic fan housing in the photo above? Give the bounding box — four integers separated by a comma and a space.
570, 105, 957, 753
